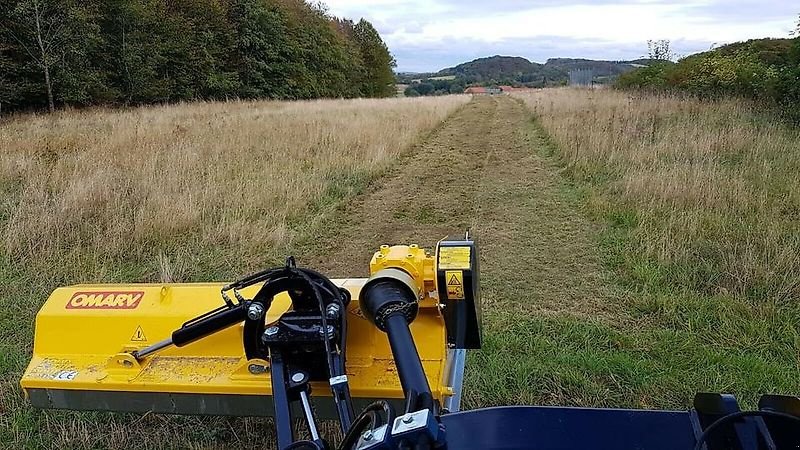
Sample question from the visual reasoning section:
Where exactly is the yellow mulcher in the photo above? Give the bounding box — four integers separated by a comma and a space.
21, 239, 480, 448
19, 238, 800, 449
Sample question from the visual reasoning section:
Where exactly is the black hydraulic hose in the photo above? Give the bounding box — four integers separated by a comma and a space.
339, 411, 378, 450
384, 313, 434, 411
224, 267, 283, 290
338, 401, 395, 450
293, 268, 355, 431
332, 301, 355, 431
293, 268, 336, 371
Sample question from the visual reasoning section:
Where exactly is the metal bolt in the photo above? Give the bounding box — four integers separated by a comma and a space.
326, 303, 341, 319
247, 303, 264, 321
402, 414, 414, 424
291, 372, 305, 383
264, 326, 279, 337
319, 325, 334, 337
121, 359, 133, 368
248, 364, 267, 374
362, 430, 374, 441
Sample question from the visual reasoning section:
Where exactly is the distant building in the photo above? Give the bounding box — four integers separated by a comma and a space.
568, 69, 594, 87
465, 86, 504, 95
464, 86, 488, 94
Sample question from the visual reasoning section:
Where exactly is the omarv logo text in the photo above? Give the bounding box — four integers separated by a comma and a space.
66, 291, 145, 310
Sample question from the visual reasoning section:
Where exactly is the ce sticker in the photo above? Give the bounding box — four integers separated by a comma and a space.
53, 370, 78, 381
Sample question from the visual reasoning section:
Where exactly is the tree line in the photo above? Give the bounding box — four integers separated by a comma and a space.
0, 0, 396, 113
617, 32, 800, 124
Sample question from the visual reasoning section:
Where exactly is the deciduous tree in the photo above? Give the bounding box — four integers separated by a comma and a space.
354, 19, 396, 97
1, 0, 99, 111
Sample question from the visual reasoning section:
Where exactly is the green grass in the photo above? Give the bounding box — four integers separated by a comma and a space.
4, 92, 799, 447
466, 101, 800, 412
469, 307, 799, 410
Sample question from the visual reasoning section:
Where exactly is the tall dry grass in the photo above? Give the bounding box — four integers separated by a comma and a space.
0, 95, 469, 280
0, 95, 469, 447
515, 88, 800, 303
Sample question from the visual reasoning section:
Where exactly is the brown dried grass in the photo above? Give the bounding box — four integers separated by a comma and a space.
515, 88, 800, 302
0, 95, 469, 280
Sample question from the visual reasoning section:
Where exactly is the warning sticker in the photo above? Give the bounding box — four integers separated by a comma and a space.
131, 325, 147, 342
445, 270, 465, 300
438, 246, 471, 270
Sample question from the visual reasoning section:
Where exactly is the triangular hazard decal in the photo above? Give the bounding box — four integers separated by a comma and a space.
131, 325, 147, 342
448, 274, 461, 286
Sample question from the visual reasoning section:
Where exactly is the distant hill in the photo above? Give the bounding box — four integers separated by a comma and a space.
429, 55, 661, 86
436, 55, 563, 85
396, 54, 665, 97
543, 58, 663, 78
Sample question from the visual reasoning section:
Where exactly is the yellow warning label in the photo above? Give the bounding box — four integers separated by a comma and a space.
131, 325, 147, 342
445, 270, 465, 300
438, 246, 471, 270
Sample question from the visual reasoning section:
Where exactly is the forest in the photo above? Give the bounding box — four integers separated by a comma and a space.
0, 0, 396, 112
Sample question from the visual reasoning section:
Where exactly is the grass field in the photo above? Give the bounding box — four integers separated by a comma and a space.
1, 89, 799, 448
507, 89, 800, 408
0, 95, 470, 448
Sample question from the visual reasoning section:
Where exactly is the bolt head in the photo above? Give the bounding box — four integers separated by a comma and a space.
325, 303, 340, 319
402, 415, 414, 424
264, 326, 279, 337
319, 324, 335, 337
291, 372, 305, 383
247, 303, 264, 320
363, 430, 374, 441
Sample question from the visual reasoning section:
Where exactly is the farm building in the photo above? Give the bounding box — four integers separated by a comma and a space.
464, 86, 488, 94
465, 86, 502, 95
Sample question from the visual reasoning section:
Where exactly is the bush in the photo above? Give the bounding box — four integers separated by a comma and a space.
615, 38, 800, 123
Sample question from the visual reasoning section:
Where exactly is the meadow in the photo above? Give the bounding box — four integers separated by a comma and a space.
500, 88, 800, 408
0, 95, 470, 447
1, 88, 799, 448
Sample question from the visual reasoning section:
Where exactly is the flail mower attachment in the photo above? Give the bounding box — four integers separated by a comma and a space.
20, 238, 800, 449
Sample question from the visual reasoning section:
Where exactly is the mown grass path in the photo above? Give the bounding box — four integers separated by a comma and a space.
296, 95, 622, 408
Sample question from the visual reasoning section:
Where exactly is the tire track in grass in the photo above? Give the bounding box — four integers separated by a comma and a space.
296, 95, 622, 409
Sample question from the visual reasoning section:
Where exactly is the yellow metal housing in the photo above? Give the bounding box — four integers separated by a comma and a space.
21, 245, 456, 417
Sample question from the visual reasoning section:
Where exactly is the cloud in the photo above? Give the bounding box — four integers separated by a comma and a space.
323, 0, 799, 72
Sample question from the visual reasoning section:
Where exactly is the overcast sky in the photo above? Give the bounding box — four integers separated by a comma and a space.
323, 0, 798, 72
